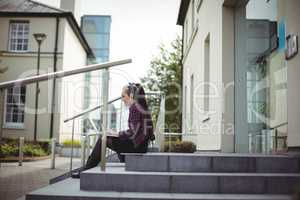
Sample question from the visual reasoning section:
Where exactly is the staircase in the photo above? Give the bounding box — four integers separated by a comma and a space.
26, 153, 300, 200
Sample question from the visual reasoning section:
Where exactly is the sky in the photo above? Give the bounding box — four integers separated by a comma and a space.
35, 0, 182, 98
80, 0, 182, 98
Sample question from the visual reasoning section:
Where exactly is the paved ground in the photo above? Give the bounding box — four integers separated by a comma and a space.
0, 156, 81, 200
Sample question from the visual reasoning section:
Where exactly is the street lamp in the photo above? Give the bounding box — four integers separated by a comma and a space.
33, 33, 47, 141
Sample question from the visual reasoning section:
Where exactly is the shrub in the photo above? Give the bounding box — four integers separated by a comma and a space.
164, 140, 196, 153
36, 141, 51, 155
62, 139, 81, 148
23, 144, 47, 157
0, 138, 49, 157
1, 143, 18, 157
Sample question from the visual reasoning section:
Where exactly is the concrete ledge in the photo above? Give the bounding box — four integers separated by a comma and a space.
80, 168, 300, 194
26, 178, 294, 200
124, 153, 300, 173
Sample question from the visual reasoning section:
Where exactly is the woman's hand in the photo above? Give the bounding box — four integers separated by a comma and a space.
107, 129, 119, 137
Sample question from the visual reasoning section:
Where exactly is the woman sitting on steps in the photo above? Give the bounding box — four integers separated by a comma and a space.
72, 83, 155, 178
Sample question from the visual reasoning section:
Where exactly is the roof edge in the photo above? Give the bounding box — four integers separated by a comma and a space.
29, 0, 68, 13
177, 0, 191, 26
0, 11, 94, 58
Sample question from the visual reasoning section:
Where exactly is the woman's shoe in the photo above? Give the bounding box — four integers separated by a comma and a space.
71, 171, 81, 179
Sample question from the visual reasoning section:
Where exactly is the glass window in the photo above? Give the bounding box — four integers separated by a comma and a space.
5, 86, 26, 126
94, 49, 109, 58
85, 33, 110, 49
9, 21, 29, 52
82, 16, 111, 33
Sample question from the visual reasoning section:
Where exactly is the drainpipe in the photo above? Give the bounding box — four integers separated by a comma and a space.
49, 17, 59, 139
180, 26, 184, 134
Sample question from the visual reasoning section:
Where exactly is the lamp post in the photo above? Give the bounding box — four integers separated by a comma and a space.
33, 33, 46, 141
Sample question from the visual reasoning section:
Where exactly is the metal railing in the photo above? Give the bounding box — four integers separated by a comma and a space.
64, 97, 122, 123
154, 94, 165, 151
270, 122, 288, 152
248, 122, 288, 154
64, 96, 122, 172
0, 59, 132, 170
64, 91, 165, 172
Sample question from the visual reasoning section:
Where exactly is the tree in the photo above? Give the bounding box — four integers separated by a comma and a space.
141, 36, 182, 133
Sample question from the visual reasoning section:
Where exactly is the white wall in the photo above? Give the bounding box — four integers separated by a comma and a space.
59, 19, 87, 142
182, 0, 224, 151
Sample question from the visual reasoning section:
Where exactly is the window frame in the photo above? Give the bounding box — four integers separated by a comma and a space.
185, 19, 189, 51
190, 74, 194, 132
196, 0, 203, 12
8, 20, 30, 52
3, 86, 26, 129
192, 0, 195, 33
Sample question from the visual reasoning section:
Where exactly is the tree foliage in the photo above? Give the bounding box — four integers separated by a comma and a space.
141, 36, 182, 133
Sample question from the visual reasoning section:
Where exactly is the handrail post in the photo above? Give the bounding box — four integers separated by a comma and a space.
0, 89, 4, 139
18, 137, 24, 166
100, 68, 109, 171
50, 138, 56, 169
86, 135, 91, 160
119, 101, 123, 130
275, 129, 278, 152
70, 119, 75, 172
81, 134, 86, 167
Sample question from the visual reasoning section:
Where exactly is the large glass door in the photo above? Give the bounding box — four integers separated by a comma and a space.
235, 0, 287, 153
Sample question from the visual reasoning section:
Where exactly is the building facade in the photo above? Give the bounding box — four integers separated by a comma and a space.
0, 0, 93, 141
178, 0, 300, 153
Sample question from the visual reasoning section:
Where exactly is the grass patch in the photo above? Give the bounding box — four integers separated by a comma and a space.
62, 139, 81, 148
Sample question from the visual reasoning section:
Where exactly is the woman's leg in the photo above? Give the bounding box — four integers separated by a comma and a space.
72, 137, 116, 178
84, 136, 115, 170
110, 138, 137, 162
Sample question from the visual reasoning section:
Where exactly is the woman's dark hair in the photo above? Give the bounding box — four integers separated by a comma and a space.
126, 83, 149, 112
135, 83, 149, 112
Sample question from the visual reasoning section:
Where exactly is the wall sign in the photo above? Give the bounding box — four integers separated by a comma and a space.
285, 34, 298, 60
278, 19, 286, 52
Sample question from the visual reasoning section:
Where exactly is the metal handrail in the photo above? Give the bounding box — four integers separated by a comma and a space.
0, 59, 132, 89
269, 122, 288, 130
0, 59, 131, 170
269, 122, 288, 151
64, 96, 122, 123
64, 91, 163, 123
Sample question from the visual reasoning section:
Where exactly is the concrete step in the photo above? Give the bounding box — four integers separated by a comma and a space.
124, 153, 300, 173
26, 178, 293, 200
80, 167, 300, 194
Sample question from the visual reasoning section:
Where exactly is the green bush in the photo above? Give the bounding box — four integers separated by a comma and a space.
1, 143, 18, 157
164, 140, 196, 153
23, 144, 47, 157
0, 138, 50, 157
62, 139, 81, 148
36, 141, 51, 155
